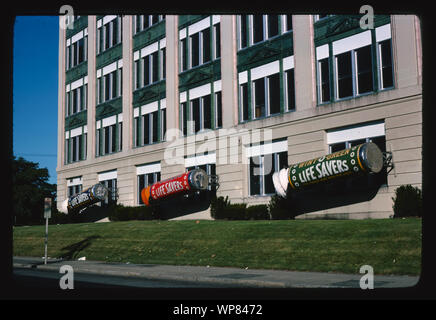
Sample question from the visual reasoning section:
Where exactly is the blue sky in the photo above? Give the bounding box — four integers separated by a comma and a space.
13, 16, 59, 184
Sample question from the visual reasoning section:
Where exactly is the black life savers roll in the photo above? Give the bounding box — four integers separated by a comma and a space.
67, 183, 108, 212
272, 142, 384, 197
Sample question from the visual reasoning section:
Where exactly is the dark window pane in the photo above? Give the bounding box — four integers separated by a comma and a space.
191, 33, 200, 67
192, 98, 201, 133
278, 151, 288, 170
250, 156, 261, 195
254, 78, 266, 118
138, 175, 145, 204
264, 154, 275, 194
240, 15, 247, 49
241, 83, 249, 121
112, 71, 117, 98
356, 45, 373, 94
152, 111, 158, 143
143, 114, 150, 144
78, 38, 84, 63
202, 28, 211, 63
161, 48, 166, 79
268, 73, 280, 115
135, 117, 140, 146
181, 39, 187, 71
286, 15, 293, 31
182, 102, 188, 136
111, 124, 116, 153
286, 69, 295, 110
105, 74, 110, 100
104, 126, 110, 154
161, 108, 166, 140
319, 58, 330, 102
216, 92, 222, 127
380, 40, 393, 88
253, 15, 264, 44
203, 95, 211, 129
105, 24, 110, 50
143, 55, 150, 86
330, 142, 346, 153
215, 23, 221, 58
152, 51, 159, 83
350, 138, 366, 147
337, 51, 353, 98
268, 15, 279, 38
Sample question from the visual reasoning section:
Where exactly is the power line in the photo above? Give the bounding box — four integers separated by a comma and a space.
15, 153, 57, 158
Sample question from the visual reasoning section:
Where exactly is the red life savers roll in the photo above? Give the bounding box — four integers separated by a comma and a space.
141, 169, 209, 206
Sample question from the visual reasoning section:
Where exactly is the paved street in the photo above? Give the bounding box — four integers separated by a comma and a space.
11, 256, 419, 294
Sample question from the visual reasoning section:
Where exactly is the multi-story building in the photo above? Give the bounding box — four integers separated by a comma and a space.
57, 14, 422, 219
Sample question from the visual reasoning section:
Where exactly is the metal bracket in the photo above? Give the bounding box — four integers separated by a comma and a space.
382, 151, 394, 174
208, 175, 220, 191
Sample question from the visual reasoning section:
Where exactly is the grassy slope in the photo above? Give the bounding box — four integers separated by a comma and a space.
13, 218, 422, 275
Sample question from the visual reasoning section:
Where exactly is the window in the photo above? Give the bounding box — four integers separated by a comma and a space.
249, 151, 288, 196
66, 83, 88, 117
214, 23, 221, 59
238, 15, 282, 49
100, 178, 117, 205
180, 84, 221, 135
134, 43, 165, 90
378, 39, 393, 89
66, 33, 87, 70
327, 122, 387, 186
283, 15, 292, 32
133, 104, 166, 147
318, 58, 330, 103
96, 117, 122, 156
285, 69, 295, 111
97, 16, 122, 54
215, 91, 222, 128
355, 45, 373, 94
336, 51, 353, 99
190, 29, 211, 68
133, 15, 165, 35
65, 130, 87, 164
179, 16, 220, 72
97, 64, 122, 105
317, 26, 393, 104
253, 72, 280, 118
186, 163, 216, 191
68, 184, 82, 198
137, 171, 160, 205
240, 83, 249, 121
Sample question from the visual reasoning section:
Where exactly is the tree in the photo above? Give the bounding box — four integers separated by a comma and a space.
12, 156, 56, 225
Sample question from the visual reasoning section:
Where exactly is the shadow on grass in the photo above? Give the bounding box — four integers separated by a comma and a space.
58, 235, 101, 260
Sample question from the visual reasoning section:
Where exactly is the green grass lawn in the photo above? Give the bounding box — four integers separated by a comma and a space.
13, 218, 422, 275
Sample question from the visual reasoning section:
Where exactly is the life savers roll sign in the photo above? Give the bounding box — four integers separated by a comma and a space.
150, 172, 191, 201
288, 143, 367, 190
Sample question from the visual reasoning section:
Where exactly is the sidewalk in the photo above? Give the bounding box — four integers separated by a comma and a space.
13, 256, 419, 289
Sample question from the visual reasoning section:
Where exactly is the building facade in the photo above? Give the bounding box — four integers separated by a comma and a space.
57, 14, 422, 219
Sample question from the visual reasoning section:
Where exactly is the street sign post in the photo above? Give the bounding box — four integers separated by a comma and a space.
44, 198, 51, 264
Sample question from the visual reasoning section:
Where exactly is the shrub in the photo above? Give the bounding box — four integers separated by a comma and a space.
221, 203, 247, 220
108, 204, 155, 221
268, 194, 294, 220
392, 185, 422, 218
210, 195, 230, 219
246, 204, 270, 220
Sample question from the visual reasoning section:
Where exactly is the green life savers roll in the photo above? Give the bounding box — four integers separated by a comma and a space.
272, 142, 384, 197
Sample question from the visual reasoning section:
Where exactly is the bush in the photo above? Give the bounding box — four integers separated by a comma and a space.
392, 185, 422, 218
108, 204, 155, 221
246, 205, 270, 220
210, 196, 230, 219
221, 203, 247, 220
268, 194, 294, 220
